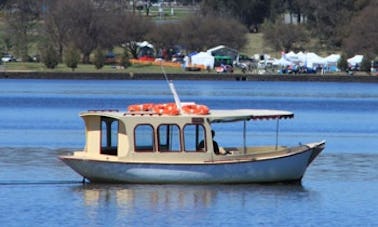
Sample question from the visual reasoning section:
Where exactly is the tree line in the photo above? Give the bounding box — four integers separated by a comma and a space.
0, 0, 376, 69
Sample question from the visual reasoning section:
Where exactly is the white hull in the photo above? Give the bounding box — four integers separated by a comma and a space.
61, 142, 324, 184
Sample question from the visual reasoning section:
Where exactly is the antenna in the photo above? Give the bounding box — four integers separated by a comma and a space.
161, 64, 182, 112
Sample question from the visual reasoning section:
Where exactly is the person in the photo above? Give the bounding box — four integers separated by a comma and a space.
198, 130, 220, 155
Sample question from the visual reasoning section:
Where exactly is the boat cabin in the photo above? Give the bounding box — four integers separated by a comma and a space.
79, 110, 220, 163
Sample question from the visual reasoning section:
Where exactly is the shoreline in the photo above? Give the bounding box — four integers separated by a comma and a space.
1, 71, 378, 82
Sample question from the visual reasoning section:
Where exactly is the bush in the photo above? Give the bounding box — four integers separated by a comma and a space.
120, 49, 131, 69
93, 48, 105, 69
41, 45, 59, 69
337, 53, 349, 72
360, 55, 371, 73
65, 45, 81, 71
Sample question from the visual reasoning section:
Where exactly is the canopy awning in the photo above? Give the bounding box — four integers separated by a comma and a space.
207, 109, 294, 123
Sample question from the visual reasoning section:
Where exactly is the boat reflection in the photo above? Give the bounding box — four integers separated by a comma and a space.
73, 183, 309, 209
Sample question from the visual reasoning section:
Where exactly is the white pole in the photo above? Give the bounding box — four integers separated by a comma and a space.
275, 119, 280, 150
243, 120, 247, 154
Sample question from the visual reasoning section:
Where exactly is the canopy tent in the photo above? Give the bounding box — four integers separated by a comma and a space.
324, 54, 341, 72
324, 54, 340, 64
283, 51, 299, 62
296, 51, 306, 63
184, 52, 215, 69
305, 52, 326, 68
137, 41, 154, 49
273, 57, 293, 66
348, 55, 363, 66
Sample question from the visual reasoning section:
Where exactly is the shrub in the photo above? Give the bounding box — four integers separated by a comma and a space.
337, 53, 349, 72
65, 45, 81, 71
120, 49, 131, 69
41, 45, 59, 69
93, 48, 105, 69
360, 55, 371, 73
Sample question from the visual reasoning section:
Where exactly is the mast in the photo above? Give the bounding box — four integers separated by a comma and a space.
161, 64, 182, 112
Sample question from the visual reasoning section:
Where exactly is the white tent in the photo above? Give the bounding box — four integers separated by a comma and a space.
324, 54, 340, 64
324, 54, 341, 72
296, 51, 306, 63
137, 41, 154, 48
348, 55, 363, 66
206, 45, 226, 54
305, 52, 326, 68
284, 51, 299, 62
273, 57, 293, 66
184, 52, 215, 69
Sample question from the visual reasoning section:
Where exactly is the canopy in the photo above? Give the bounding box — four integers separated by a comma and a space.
324, 54, 340, 63
137, 41, 153, 48
305, 52, 326, 68
184, 52, 215, 69
348, 55, 363, 66
273, 57, 292, 66
208, 109, 294, 123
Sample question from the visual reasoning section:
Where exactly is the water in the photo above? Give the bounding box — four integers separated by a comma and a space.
0, 79, 378, 226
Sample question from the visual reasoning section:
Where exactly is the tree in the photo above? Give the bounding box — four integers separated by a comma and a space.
337, 53, 349, 72
360, 55, 371, 73
262, 21, 309, 52
64, 44, 81, 71
42, 1, 71, 61
44, 0, 120, 64
301, 0, 356, 48
343, 1, 378, 57
3, 0, 42, 61
93, 48, 105, 70
120, 48, 131, 69
201, 0, 270, 30
146, 22, 182, 57
178, 14, 248, 52
114, 13, 154, 59
40, 44, 59, 69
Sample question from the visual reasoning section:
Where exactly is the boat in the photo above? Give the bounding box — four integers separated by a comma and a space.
60, 101, 325, 184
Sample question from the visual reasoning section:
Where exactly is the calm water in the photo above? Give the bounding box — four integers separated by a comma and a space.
0, 79, 378, 226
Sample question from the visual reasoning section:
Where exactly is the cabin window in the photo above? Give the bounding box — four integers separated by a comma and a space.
100, 117, 118, 156
183, 124, 205, 152
158, 124, 181, 152
134, 124, 154, 152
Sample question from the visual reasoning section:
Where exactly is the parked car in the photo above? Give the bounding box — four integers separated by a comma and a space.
1, 54, 16, 62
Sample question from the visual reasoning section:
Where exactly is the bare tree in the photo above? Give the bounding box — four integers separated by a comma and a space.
43, 0, 120, 63
343, 0, 378, 57
179, 14, 248, 52
3, 0, 41, 60
114, 13, 154, 58
146, 22, 182, 56
262, 20, 309, 52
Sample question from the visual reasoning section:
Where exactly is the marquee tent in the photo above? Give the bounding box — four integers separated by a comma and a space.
184, 52, 215, 69
347, 55, 363, 66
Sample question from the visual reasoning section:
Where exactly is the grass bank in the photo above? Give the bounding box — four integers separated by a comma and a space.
0, 62, 193, 74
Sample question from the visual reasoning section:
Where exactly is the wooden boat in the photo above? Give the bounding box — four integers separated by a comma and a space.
60, 102, 325, 184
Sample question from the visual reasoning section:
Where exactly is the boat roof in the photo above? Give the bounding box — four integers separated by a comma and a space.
207, 109, 294, 122
81, 109, 294, 123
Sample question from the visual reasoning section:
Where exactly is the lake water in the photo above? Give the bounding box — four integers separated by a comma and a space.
0, 79, 378, 226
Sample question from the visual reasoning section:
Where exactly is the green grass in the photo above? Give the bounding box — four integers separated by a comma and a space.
1, 62, 188, 73
1, 61, 246, 74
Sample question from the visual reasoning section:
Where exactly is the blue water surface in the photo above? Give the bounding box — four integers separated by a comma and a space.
0, 79, 377, 226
